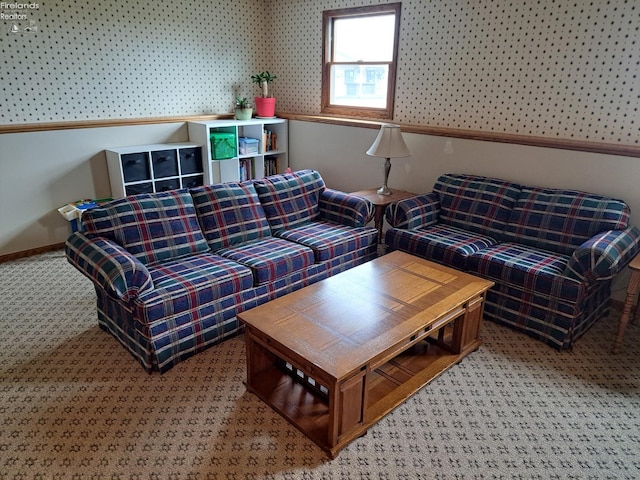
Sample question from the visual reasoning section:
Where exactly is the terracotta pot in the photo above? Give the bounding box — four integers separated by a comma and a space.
254, 97, 276, 118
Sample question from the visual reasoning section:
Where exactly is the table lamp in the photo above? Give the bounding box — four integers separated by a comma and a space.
366, 124, 411, 195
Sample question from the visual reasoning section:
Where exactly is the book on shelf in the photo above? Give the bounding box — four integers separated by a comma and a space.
240, 157, 254, 181
262, 130, 278, 152
264, 155, 280, 176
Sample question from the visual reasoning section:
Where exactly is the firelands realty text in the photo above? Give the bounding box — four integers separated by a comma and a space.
1, 3, 39, 20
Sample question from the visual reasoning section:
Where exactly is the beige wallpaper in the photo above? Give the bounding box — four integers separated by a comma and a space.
2, 0, 638, 146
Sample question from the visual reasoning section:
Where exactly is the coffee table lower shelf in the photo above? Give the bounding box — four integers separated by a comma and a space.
244, 325, 481, 458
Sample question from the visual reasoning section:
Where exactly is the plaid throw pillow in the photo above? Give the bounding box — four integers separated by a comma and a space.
191, 181, 271, 251
253, 169, 325, 232
82, 189, 210, 265
504, 187, 631, 255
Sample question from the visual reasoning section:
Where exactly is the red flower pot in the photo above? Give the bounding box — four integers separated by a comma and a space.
254, 97, 276, 118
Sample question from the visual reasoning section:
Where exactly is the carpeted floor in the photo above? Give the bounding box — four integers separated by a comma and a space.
0, 250, 639, 479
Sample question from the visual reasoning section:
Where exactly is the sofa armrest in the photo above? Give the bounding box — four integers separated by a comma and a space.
319, 188, 374, 227
564, 226, 640, 282
65, 232, 154, 302
385, 192, 440, 230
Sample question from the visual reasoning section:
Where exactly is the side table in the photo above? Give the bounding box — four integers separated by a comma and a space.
351, 188, 416, 243
613, 253, 640, 353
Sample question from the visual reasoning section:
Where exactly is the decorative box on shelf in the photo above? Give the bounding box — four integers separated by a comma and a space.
239, 137, 259, 155
210, 132, 237, 159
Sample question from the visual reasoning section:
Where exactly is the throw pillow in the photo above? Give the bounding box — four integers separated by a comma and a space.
191, 181, 271, 251
253, 169, 325, 232
82, 189, 210, 265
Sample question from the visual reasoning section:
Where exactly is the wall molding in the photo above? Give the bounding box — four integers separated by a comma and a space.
280, 114, 640, 159
0, 243, 65, 263
0, 114, 235, 134
2, 112, 638, 159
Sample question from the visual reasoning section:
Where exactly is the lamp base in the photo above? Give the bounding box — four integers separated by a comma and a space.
377, 185, 392, 196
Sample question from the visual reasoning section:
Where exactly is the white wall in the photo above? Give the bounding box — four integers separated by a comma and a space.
289, 120, 640, 300
0, 124, 188, 255
6, 0, 637, 146
3, 119, 638, 260
290, 121, 640, 228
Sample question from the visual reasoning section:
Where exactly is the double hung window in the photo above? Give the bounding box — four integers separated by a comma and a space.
322, 3, 401, 119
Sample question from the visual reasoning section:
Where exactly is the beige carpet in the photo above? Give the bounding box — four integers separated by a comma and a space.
1, 250, 639, 479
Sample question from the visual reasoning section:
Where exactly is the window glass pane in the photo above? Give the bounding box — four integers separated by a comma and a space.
330, 64, 389, 107
333, 15, 395, 62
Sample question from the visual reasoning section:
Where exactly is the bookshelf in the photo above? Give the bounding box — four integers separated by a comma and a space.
187, 118, 288, 184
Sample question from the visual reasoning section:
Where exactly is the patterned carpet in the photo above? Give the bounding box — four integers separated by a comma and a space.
1, 250, 639, 479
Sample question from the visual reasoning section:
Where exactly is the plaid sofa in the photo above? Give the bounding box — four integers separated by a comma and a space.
385, 173, 640, 350
66, 170, 377, 373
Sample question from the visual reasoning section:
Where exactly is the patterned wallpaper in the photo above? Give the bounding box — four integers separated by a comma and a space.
2, 0, 638, 146
1, 0, 269, 123
272, 0, 639, 145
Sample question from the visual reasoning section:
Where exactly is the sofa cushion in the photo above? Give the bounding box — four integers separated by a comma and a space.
276, 220, 378, 262
216, 237, 315, 285
385, 224, 498, 270
433, 174, 521, 239
191, 182, 271, 251
135, 253, 254, 324
503, 187, 631, 256
82, 189, 210, 265
466, 242, 582, 302
253, 169, 325, 232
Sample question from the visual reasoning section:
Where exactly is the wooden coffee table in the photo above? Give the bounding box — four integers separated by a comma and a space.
238, 251, 494, 458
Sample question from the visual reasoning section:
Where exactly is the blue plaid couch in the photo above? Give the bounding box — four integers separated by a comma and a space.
385, 173, 640, 350
66, 170, 377, 373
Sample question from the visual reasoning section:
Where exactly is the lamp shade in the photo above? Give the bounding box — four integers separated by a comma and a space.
366, 124, 411, 158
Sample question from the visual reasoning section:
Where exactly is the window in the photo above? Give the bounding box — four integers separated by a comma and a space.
322, 3, 401, 120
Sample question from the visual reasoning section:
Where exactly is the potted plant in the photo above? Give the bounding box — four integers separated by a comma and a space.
251, 71, 277, 118
234, 97, 253, 120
